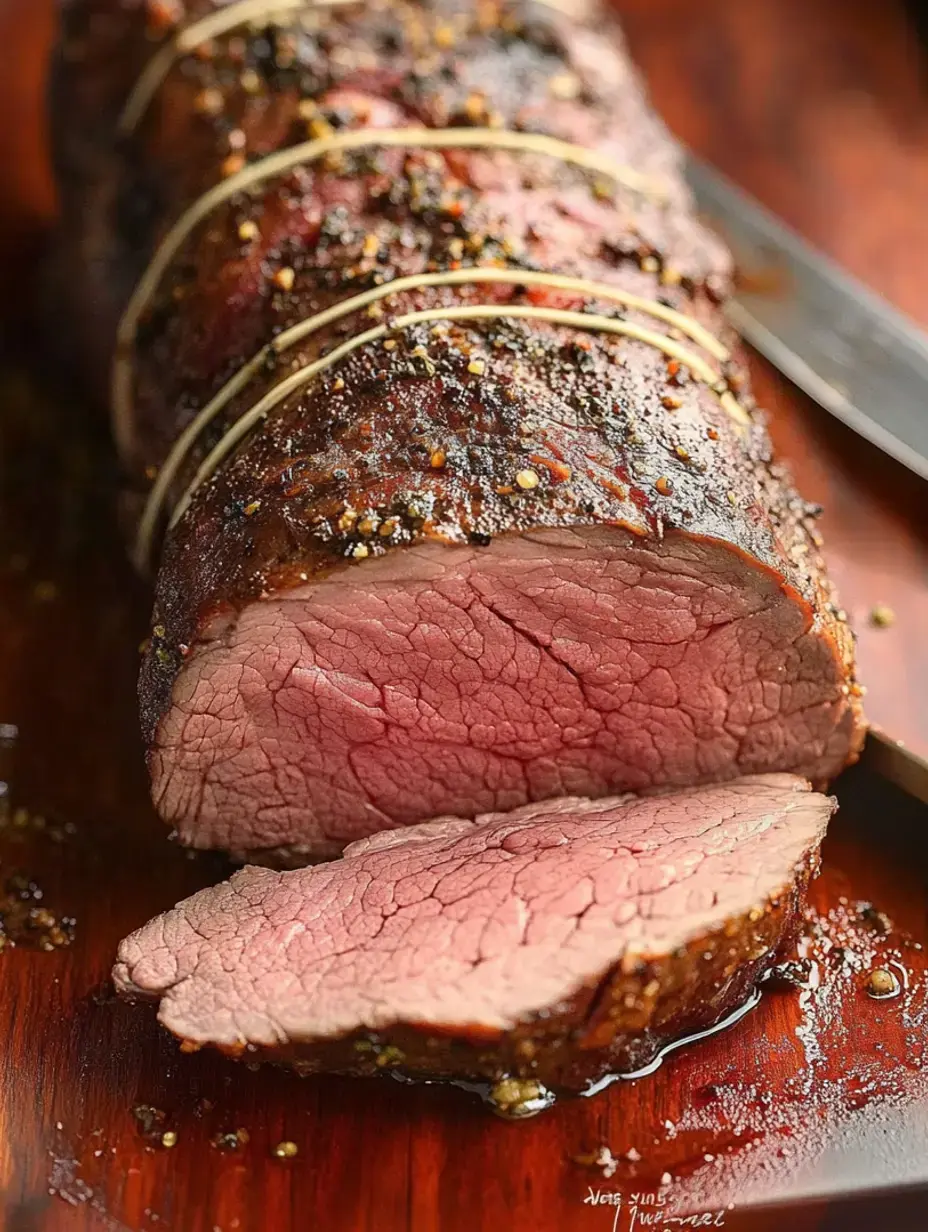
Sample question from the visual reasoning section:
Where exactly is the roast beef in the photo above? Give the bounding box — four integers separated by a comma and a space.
114, 775, 833, 1095
53, 0, 865, 863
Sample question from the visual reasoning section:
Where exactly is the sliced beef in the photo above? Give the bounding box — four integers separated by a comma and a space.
54, 0, 865, 861
158, 528, 857, 863
114, 774, 833, 1093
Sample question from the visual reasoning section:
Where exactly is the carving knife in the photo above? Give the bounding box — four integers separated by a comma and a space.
684, 156, 928, 803
684, 153, 928, 483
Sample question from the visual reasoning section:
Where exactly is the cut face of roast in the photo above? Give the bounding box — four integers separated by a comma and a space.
115, 774, 833, 1092
152, 527, 857, 862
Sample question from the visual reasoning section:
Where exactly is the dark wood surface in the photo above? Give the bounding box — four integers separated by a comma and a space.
2, 1, 928, 1230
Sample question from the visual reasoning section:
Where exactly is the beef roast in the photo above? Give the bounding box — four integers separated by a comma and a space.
53, 0, 865, 862
114, 775, 833, 1095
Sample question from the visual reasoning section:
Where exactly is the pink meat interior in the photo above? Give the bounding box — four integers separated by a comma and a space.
152, 526, 854, 859
115, 775, 832, 1048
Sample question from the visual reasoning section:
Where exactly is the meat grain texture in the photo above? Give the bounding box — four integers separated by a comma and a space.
54, 0, 864, 862
51, 0, 866, 1091
115, 776, 834, 1091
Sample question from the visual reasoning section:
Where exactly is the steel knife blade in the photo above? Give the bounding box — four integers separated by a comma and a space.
685, 153, 928, 481
861, 728, 928, 806
685, 157, 928, 803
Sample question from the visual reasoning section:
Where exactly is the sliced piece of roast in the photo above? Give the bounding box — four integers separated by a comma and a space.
114, 774, 833, 1095
54, 1, 865, 862
155, 526, 858, 864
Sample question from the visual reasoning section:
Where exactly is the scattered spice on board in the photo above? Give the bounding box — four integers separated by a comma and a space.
213, 1128, 251, 1151
0, 871, 75, 953
571, 1145, 619, 1178
132, 1105, 167, 1140
866, 968, 901, 999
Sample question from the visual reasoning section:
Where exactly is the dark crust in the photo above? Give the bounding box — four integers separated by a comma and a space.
132, 844, 820, 1094
52, 2, 863, 763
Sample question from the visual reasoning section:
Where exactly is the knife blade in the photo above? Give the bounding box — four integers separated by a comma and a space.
684, 153, 928, 481
860, 728, 928, 806
684, 157, 928, 804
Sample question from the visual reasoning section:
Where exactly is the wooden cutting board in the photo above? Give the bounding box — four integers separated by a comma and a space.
2, 2, 928, 1229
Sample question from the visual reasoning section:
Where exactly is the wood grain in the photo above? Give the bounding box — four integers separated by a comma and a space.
1, 1, 928, 1230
